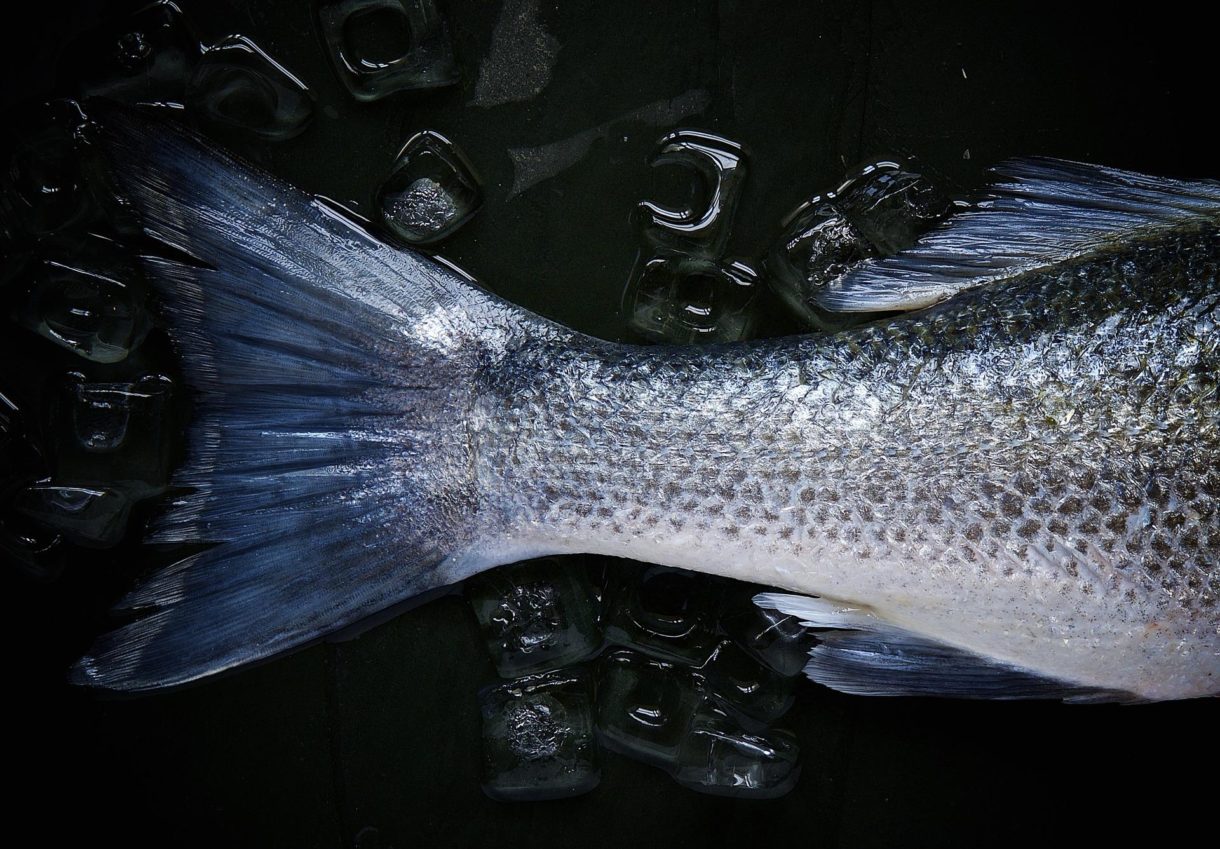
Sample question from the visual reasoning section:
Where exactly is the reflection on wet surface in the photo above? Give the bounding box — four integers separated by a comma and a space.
2, 1, 1219, 846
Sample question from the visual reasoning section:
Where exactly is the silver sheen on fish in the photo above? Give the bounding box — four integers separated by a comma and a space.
70, 103, 1220, 702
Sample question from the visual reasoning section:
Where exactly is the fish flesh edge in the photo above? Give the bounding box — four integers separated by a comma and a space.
70, 102, 1220, 702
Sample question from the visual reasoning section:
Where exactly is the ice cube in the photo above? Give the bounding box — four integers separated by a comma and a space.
0, 396, 65, 578
56, 373, 173, 497
767, 196, 872, 331
377, 131, 480, 245
0, 518, 65, 579
186, 36, 315, 142
64, 1, 200, 105
768, 160, 955, 330
639, 130, 747, 258
602, 564, 720, 664
14, 483, 131, 549
466, 557, 601, 677
595, 649, 699, 769
721, 588, 818, 677
834, 161, 956, 256
625, 255, 758, 345
14, 233, 150, 364
317, 0, 459, 102
693, 640, 797, 724
672, 702, 801, 798
479, 667, 600, 801
0, 101, 94, 238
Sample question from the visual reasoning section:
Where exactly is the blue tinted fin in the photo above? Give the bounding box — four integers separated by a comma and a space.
68, 102, 532, 692
753, 593, 1133, 702
817, 158, 1220, 312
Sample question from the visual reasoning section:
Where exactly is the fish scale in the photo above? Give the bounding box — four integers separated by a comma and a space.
70, 103, 1220, 700
472, 230, 1218, 700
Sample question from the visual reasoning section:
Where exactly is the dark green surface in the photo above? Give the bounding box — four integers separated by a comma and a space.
3, 1, 1218, 846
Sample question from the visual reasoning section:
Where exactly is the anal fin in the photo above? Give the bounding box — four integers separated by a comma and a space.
753, 593, 1134, 703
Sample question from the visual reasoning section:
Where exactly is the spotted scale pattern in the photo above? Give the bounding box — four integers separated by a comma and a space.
470, 227, 1220, 700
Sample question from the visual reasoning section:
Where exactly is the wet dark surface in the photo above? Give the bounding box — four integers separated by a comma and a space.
3, 1, 1219, 846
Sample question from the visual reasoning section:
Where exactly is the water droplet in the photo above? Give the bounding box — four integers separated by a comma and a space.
115, 31, 153, 72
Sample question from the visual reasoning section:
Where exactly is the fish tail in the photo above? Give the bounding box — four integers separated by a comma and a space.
70, 102, 541, 692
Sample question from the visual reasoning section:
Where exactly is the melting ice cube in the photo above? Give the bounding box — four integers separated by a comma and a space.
768, 160, 956, 330
479, 667, 600, 801
625, 255, 759, 345
14, 233, 150, 364
56, 373, 173, 497
639, 129, 747, 258
466, 557, 601, 677
377, 131, 481, 245
187, 36, 314, 142
672, 702, 801, 798
14, 483, 131, 549
318, 0, 459, 102
595, 649, 700, 769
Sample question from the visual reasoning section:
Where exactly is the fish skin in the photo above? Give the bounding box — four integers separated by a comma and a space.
463, 225, 1220, 701
67, 103, 1220, 698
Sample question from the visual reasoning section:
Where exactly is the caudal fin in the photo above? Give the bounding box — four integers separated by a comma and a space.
70, 103, 543, 692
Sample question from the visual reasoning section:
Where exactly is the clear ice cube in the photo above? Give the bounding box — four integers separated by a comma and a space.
0, 397, 65, 578
768, 160, 955, 330
15, 233, 150, 364
466, 557, 602, 677
602, 564, 720, 665
768, 196, 872, 331
693, 640, 797, 724
595, 649, 699, 769
625, 255, 758, 345
186, 36, 315, 142
721, 589, 818, 677
0, 101, 94, 238
56, 373, 173, 497
318, 0, 459, 102
639, 130, 747, 257
0, 519, 65, 579
14, 483, 131, 549
834, 161, 957, 256
67, 1, 200, 105
479, 667, 600, 801
377, 131, 480, 245
672, 702, 801, 799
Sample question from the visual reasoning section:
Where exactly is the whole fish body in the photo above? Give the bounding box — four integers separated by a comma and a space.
71, 103, 1220, 702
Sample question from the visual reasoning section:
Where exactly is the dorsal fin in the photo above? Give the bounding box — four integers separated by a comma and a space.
753, 593, 1135, 703
815, 158, 1220, 313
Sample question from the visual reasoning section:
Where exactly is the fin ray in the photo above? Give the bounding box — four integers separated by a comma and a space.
754, 593, 1134, 701
70, 103, 511, 692
817, 158, 1220, 312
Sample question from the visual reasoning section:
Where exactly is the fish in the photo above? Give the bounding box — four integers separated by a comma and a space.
69, 101, 1220, 702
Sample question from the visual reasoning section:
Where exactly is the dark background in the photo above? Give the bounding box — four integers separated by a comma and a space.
3, 1, 1217, 847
